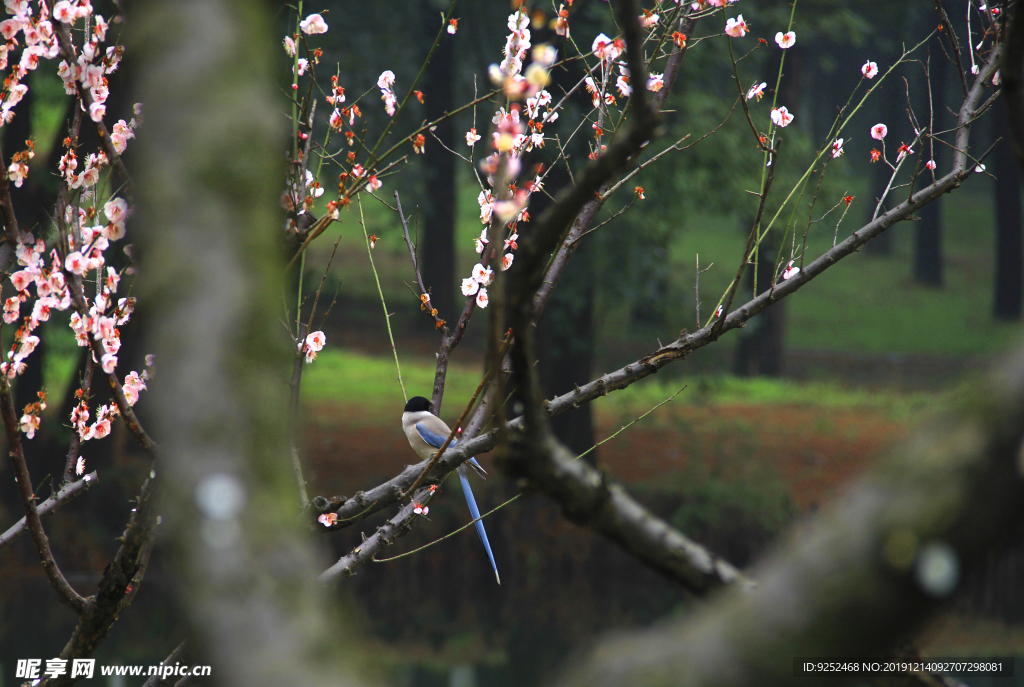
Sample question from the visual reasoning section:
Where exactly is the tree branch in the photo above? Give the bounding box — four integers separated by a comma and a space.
44, 478, 159, 687
0, 378, 90, 614
0, 471, 98, 551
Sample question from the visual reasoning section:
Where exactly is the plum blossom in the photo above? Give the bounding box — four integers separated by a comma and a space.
472, 263, 493, 286
775, 31, 795, 49
89, 101, 105, 122
475, 287, 489, 309
20, 412, 39, 438
461, 277, 480, 296
770, 106, 794, 127
832, 138, 844, 158
591, 33, 623, 62
871, 123, 887, 140
447, 18, 458, 34
318, 513, 338, 527
304, 330, 326, 363
639, 11, 659, 29
747, 82, 766, 100
111, 119, 135, 154
466, 128, 481, 146
124, 370, 147, 405
725, 15, 748, 38
896, 143, 913, 161
101, 353, 117, 374
862, 60, 878, 79
500, 253, 514, 271
782, 260, 800, 280
76, 456, 85, 476
926, 159, 937, 170
299, 13, 328, 35
646, 73, 664, 92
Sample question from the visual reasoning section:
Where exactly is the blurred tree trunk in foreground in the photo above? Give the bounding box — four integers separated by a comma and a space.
133, 1, 365, 685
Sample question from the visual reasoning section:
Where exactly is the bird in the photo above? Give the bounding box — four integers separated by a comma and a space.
402, 395, 500, 584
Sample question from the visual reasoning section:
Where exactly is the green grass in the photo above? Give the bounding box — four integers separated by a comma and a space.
301, 348, 483, 416
303, 349, 931, 422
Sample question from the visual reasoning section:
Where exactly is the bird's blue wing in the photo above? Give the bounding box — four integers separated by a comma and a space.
415, 422, 486, 476
415, 422, 450, 449
458, 464, 500, 584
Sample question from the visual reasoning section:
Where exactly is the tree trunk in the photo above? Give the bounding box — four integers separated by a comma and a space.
733, 241, 786, 377
994, 102, 1024, 320
417, 1, 457, 322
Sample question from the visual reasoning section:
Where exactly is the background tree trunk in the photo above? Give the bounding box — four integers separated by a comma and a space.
417, 0, 457, 322
733, 240, 786, 377
993, 102, 1023, 320
913, 47, 948, 286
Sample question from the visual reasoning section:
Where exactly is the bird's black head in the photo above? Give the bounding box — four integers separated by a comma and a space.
404, 396, 432, 413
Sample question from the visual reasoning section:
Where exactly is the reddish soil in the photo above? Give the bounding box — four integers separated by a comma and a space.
302, 402, 907, 512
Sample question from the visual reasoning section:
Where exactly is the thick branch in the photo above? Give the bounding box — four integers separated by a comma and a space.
0, 471, 98, 551
44, 478, 158, 687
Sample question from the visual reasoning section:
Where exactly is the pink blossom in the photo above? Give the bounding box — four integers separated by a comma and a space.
20, 413, 39, 438
926, 160, 937, 170
377, 70, 396, 90
500, 253, 514, 271
747, 82, 766, 101
475, 287, 489, 309
725, 15, 748, 38
782, 260, 800, 280
870, 123, 887, 140
771, 106, 794, 127
91, 418, 111, 439
89, 101, 106, 123
472, 263, 494, 286
862, 61, 878, 79
591, 33, 623, 62
466, 128, 481, 146
299, 13, 328, 35
306, 330, 326, 352
10, 269, 33, 292
775, 31, 796, 49
101, 353, 117, 374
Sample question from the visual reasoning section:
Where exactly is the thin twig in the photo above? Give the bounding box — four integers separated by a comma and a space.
358, 194, 406, 401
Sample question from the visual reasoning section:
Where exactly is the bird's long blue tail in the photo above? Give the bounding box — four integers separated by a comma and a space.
458, 464, 500, 584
